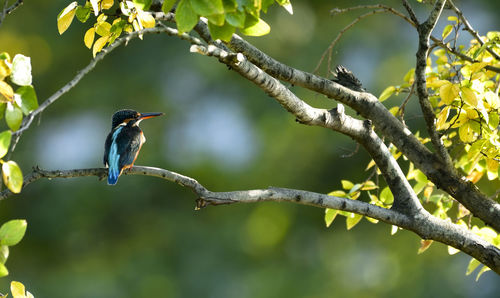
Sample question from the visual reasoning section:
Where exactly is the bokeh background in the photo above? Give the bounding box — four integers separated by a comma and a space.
0, 0, 499, 297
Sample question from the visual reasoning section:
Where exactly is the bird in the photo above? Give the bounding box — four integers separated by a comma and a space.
103, 109, 163, 185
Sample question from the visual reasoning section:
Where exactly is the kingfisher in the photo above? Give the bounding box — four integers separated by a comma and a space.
103, 109, 163, 185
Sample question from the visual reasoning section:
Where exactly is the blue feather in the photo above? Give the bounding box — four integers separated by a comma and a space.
107, 127, 123, 185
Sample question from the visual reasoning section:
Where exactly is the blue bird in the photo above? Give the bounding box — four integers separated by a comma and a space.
104, 109, 163, 185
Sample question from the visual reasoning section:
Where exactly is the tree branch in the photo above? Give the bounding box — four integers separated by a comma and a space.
5, 165, 500, 274
0, 0, 22, 28
404, 0, 454, 170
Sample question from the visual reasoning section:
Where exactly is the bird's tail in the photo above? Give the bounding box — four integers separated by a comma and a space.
107, 167, 120, 185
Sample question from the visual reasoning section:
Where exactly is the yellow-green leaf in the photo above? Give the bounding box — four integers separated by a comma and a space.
0, 130, 12, 159
162, 0, 177, 13
436, 106, 450, 130
101, 0, 114, 10
328, 190, 346, 197
459, 121, 475, 143
0, 263, 7, 277
11, 281, 25, 297
2, 160, 23, 193
0, 220, 27, 246
138, 11, 155, 28
417, 239, 433, 254
346, 213, 362, 230
325, 208, 338, 227
485, 91, 500, 109
442, 24, 453, 39
57, 1, 78, 34
341, 180, 354, 190
361, 180, 378, 191
93, 36, 109, 57
447, 245, 459, 255
84, 27, 95, 49
176, 0, 199, 34
378, 86, 395, 102
95, 21, 112, 36
476, 266, 491, 281
439, 82, 459, 104
466, 258, 481, 275
0, 81, 13, 102
380, 186, 394, 205
240, 18, 270, 36
5, 102, 22, 131
461, 87, 478, 107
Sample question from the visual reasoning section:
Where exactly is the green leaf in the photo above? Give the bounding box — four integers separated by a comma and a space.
378, 86, 395, 102
0, 263, 7, 277
10, 54, 32, 86
206, 13, 225, 26
57, 1, 78, 34
240, 18, 270, 36
341, 180, 354, 190
133, 0, 152, 10
162, 0, 177, 13
76, 3, 91, 23
2, 161, 23, 194
208, 21, 235, 41
190, 0, 224, 16
442, 24, 453, 39
0, 130, 12, 159
222, 0, 237, 12
459, 121, 475, 143
243, 10, 259, 27
461, 87, 478, 107
324, 208, 338, 228
0, 245, 8, 264
346, 213, 362, 230
0, 220, 27, 246
5, 103, 22, 131
15, 86, 38, 115
176, 0, 199, 33
379, 186, 394, 205
226, 10, 246, 28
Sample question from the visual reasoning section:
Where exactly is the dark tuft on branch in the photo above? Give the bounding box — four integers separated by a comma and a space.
331, 65, 365, 92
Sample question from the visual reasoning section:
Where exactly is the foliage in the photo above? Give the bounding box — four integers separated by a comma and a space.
326, 16, 500, 280
0, 220, 27, 278
57, 0, 293, 57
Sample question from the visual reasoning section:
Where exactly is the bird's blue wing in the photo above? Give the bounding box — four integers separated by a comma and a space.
107, 126, 123, 185
105, 126, 142, 185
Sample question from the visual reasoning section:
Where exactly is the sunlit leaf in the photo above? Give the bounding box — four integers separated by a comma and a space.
11, 281, 25, 297
341, 180, 354, 190
391, 225, 398, 235
0, 263, 7, 277
278, 0, 293, 14
476, 266, 491, 281
15, 85, 38, 115
346, 213, 362, 230
461, 87, 478, 107
95, 21, 112, 36
5, 102, 22, 131
379, 187, 394, 205
439, 82, 459, 104
102, 0, 114, 10
76, 2, 91, 22
436, 106, 450, 130
466, 258, 481, 275
0, 220, 27, 246
0, 245, 8, 264
0, 81, 14, 102
459, 121, 475, 143
84, 27, 95, 49
57, 1, 78, 34
138, 12, 155, 28
378, 86, 395, 102
324, 208, 338, 227
418, 239, 433, 254
2, 160, 23, 194
442, 24, 453, 39
0, 130, 12, 159
176, 0, 199, 33
361, 180, 378, 191
92, 36, 109, 57
240, 18, 270, 36
328, 190, 346, 197
447, 245, 460, 255
90, 0, 99, 16
10, 54, 32, 86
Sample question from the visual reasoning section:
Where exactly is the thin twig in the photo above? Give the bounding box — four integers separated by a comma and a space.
399, 82, 415, 124
0, 0, 22, 28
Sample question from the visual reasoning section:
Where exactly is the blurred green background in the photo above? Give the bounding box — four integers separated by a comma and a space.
0, 0, 499, 297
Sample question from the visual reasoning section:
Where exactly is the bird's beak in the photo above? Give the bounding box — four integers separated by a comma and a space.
139, 112, 164, 120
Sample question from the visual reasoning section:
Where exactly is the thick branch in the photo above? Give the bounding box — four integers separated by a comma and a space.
4, 165, 500, 274
190, 44, 422, 214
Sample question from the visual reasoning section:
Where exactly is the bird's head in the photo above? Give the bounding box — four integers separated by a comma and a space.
111, 109, 164, 129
